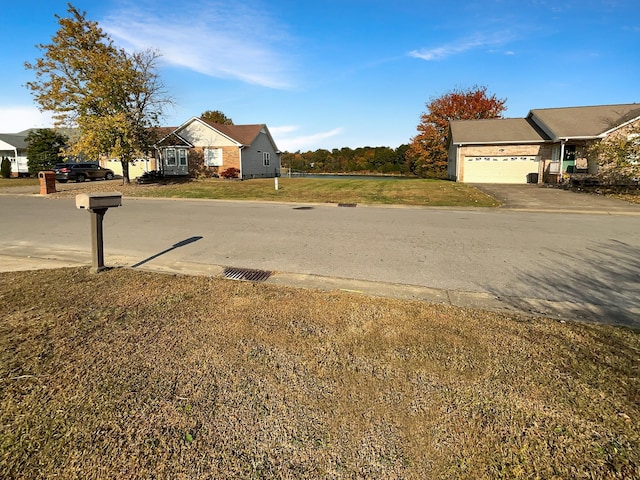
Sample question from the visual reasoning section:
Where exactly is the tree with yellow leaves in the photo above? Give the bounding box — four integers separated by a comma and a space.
25, 4, 171, 183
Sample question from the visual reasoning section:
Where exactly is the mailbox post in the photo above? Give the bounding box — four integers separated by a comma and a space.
76, 193, 122, 273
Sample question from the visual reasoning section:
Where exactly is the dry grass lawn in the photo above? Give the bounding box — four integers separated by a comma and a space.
1, 267, 638, 479
37, 177, 499, 207
125, 178, 498, 207
0, 178, 40, 188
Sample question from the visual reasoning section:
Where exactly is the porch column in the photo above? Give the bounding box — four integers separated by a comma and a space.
559, 140, 566, 179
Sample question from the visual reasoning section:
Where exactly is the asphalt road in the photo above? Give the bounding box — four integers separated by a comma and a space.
1, 195, 639, 326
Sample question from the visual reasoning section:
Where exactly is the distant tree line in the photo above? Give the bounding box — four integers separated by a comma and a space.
282, 145, 412, 175
282, 86, 508, 178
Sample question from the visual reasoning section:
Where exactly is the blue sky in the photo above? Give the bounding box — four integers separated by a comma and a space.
1, 0, 639, 151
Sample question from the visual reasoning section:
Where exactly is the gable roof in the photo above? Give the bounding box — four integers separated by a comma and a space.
198, 119, 266, 146
154, 127, 194, 147
449, 118, 550, 145
528, 103, 640, 140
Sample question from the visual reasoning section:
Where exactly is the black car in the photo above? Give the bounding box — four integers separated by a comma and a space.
53, 163, 115, 183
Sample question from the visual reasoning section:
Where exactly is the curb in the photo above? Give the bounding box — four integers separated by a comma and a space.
1, 253, 637, 329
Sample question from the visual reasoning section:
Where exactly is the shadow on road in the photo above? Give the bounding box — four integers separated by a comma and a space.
131, 236, 203, 268
488, 240, 640, 327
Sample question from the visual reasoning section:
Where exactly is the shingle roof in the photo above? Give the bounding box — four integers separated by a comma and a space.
449, 118, 550, 144
528, 103, 640, 139
155, 127, 193, 147
199, 120, 265, 146
0, 133, 28, 149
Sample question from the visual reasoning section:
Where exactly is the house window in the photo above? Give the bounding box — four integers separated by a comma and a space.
178, 149, 187, 166
166, 148, 176, 166
564, 145, 576, 162
204, 147, 223, 166
549, 145, 561, 173
263, 152, 270, 166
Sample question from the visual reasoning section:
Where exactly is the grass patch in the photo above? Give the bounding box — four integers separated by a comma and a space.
0, 178, 39, 188
1, 268, 638, 478
612, 192, 640, 204
60, 177, 499, 207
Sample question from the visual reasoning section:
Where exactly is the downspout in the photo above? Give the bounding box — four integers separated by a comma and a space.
239, 145, 244, 180
456, 144, 462, 182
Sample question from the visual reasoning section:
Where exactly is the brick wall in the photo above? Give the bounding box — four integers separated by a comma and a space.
188, 146, 241, 178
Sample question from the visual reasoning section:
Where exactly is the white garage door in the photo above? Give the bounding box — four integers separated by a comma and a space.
463, 156, 539, 184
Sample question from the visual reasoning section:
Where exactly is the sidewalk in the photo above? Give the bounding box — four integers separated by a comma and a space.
1, 252, 637, 328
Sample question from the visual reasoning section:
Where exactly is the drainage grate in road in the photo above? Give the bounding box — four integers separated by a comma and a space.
223, 267, 272, 282
337, 203, 357, 207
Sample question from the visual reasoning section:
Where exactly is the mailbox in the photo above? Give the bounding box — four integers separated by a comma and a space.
76, 192, 122, 210
75, 192, 123, 273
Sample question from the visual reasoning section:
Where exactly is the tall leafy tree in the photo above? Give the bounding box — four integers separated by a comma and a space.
587, 120, 640, 184
408, 86, 506, 178
25, 4, 171, 183
25, 128, 69, 174
200, 110, 234, 125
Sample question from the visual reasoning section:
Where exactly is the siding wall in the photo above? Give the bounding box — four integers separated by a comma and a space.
240, 130, 281, 179
179, 122, 237, 148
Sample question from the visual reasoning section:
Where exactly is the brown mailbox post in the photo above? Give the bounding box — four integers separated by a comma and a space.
38, 171, 56, 195
76, 193, 122, 273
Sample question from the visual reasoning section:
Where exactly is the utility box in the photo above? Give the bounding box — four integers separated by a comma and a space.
38, 171, 56, 195
76, 192, 122, 210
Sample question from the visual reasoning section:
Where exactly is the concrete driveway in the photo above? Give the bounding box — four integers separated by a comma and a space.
472, 184, 640, 214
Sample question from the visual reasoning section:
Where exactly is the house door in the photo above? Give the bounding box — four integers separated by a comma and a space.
164, 148, 188, 176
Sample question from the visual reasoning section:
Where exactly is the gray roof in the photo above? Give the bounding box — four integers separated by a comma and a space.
0, 133, 28, 149
528, 103, 640, 139
449, 118, 550, 145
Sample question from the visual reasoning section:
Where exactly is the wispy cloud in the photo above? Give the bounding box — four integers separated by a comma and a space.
270, 126, 343, 152
102, 0, 295, 89
409, 31, 515, 61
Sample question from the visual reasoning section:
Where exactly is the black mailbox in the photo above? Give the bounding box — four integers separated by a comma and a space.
76, 192, 122, 273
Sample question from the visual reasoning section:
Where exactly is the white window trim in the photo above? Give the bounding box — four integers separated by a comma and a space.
178, 149, 187, 166
166, 148, 177, 166
204, 147, 223, 167
263, 151, 271, 166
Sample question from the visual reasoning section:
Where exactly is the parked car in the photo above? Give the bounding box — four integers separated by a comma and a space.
53, 163, 115, 183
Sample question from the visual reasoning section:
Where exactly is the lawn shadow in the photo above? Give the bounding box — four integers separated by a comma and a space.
131, 236, 203, 268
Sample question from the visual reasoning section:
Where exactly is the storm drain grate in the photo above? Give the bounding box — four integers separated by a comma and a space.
223, 267, 272, 282
338, 203, 357, 207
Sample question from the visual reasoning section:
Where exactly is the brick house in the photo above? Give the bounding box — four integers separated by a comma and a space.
447, 103, 640, 184
154, 117, 281, 180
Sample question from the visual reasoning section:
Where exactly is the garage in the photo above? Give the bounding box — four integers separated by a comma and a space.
462, 155, 540, 184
